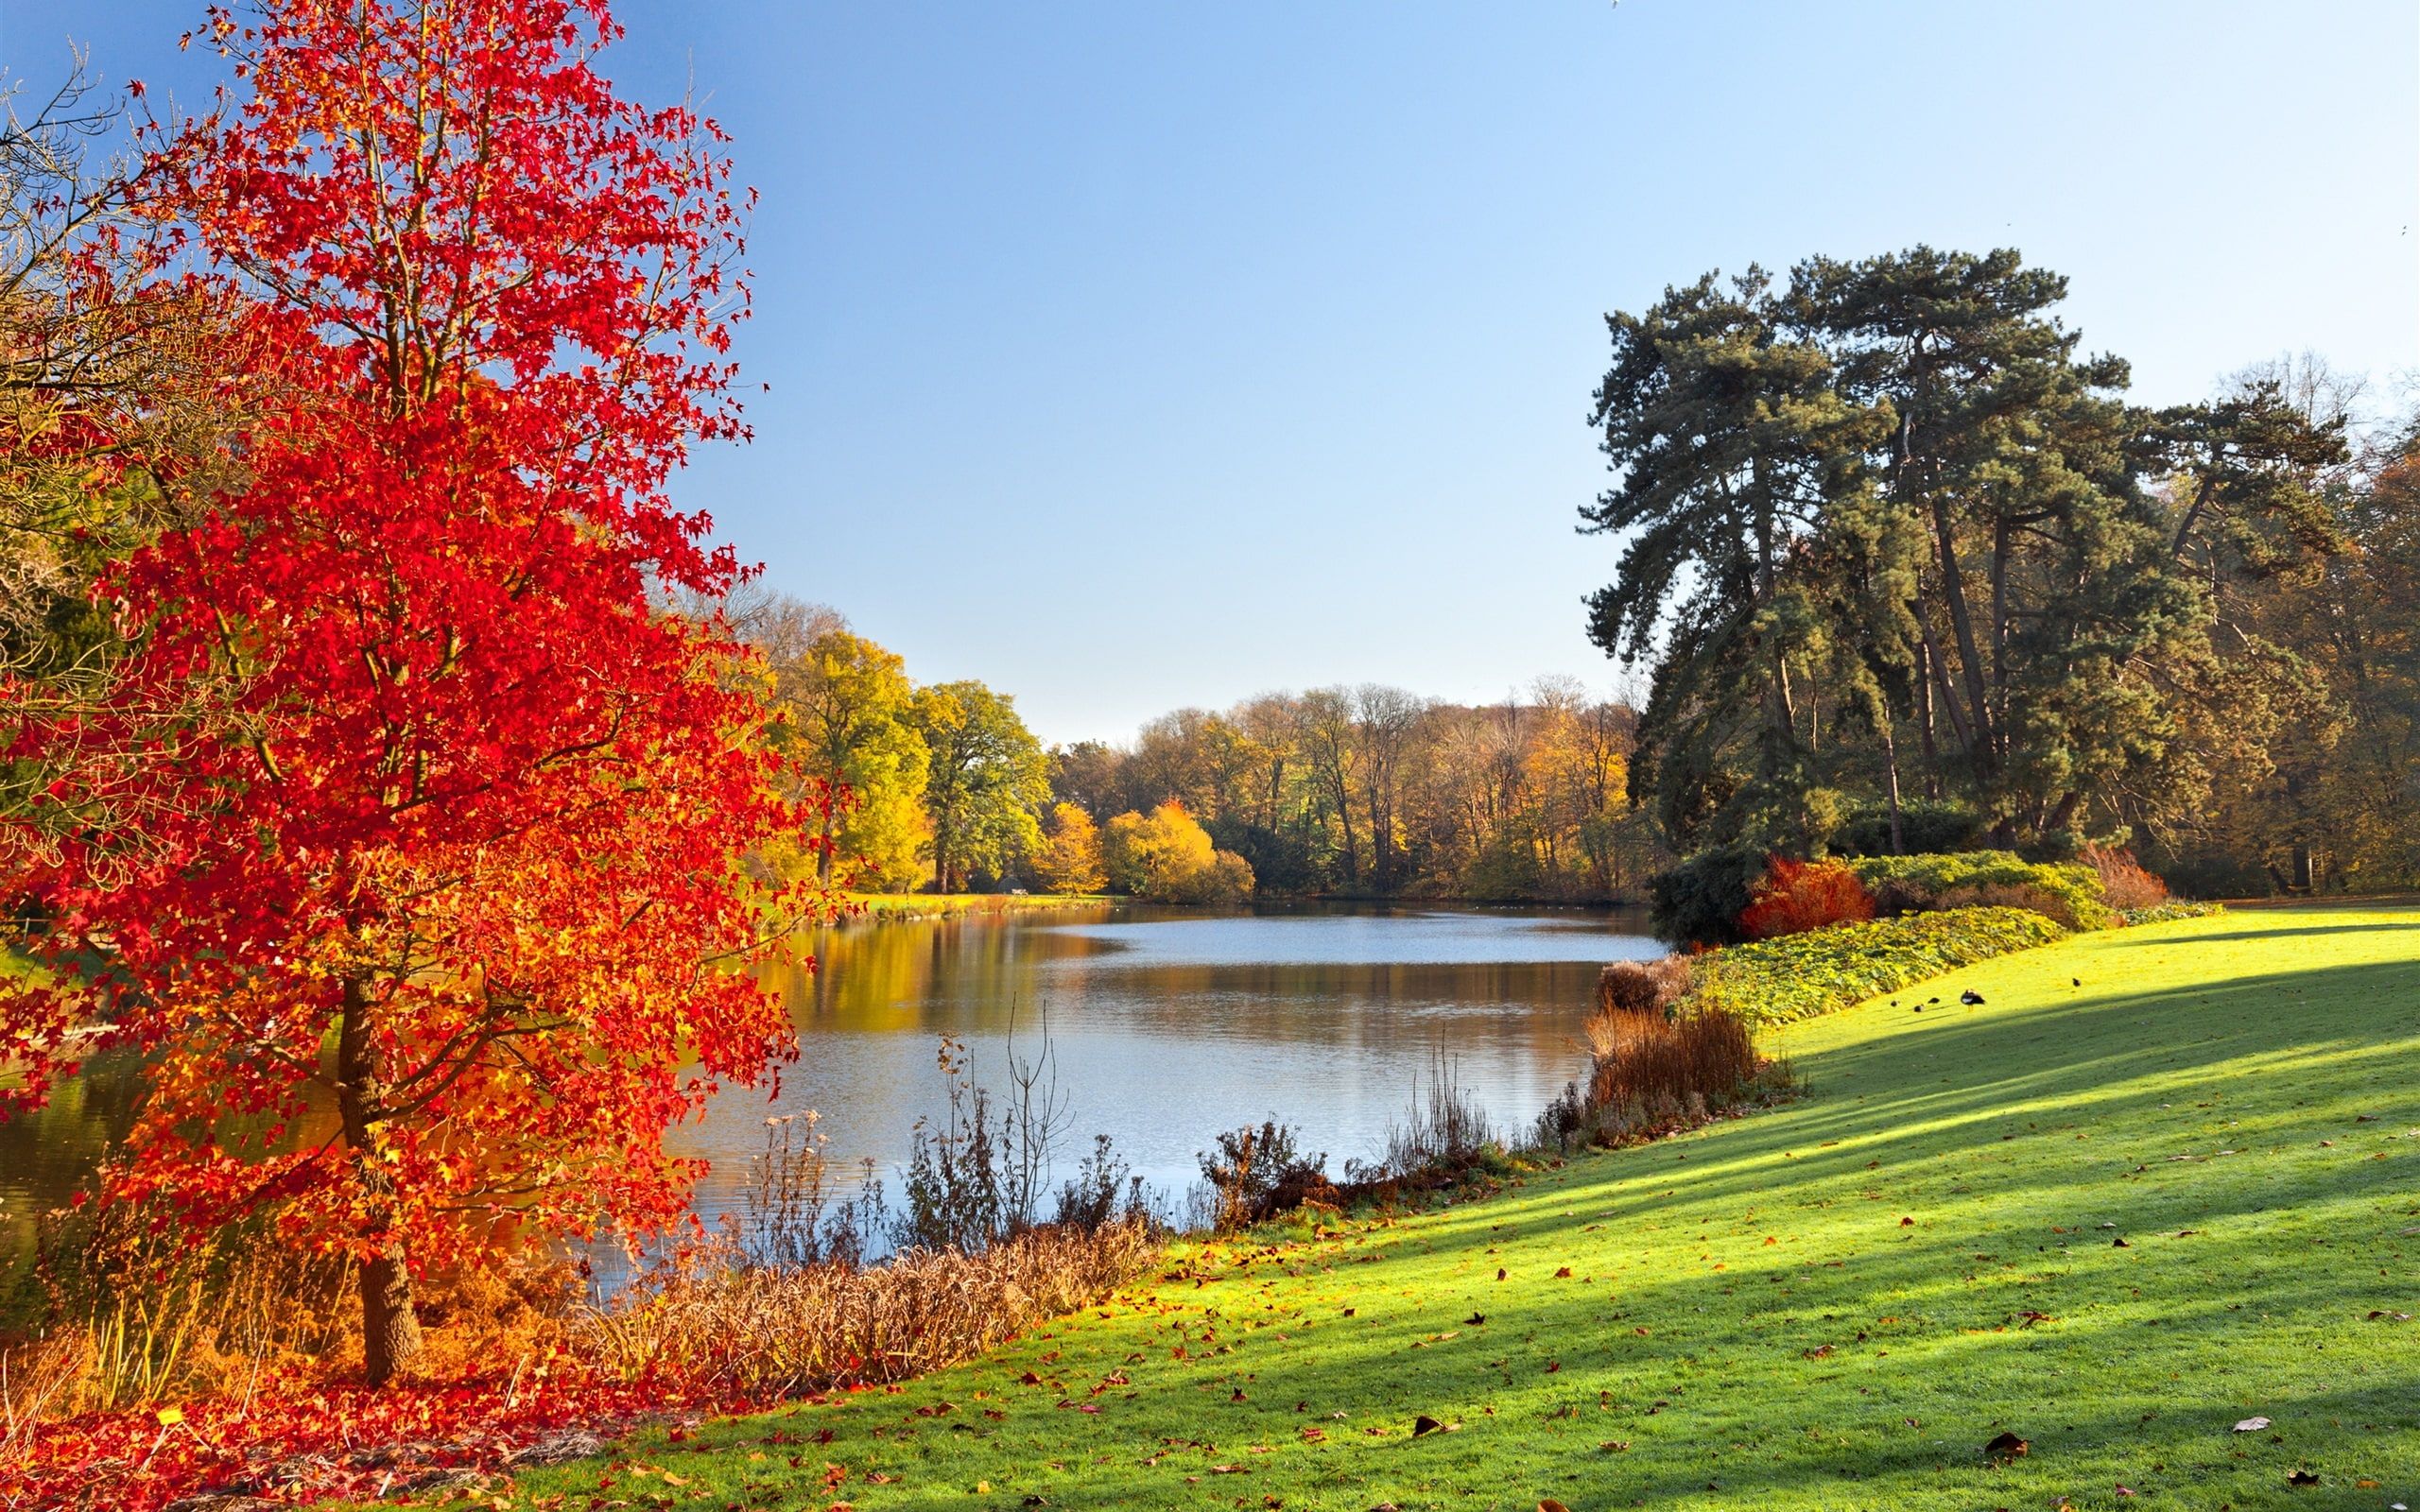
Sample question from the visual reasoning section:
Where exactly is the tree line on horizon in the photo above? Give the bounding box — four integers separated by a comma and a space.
723, 591, 1660, 902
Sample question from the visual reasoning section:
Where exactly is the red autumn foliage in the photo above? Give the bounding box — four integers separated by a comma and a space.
1735, 855, 1876, 939
2082, 843, 2170, 911
0, 1357, 777, 1512
0, 0, 831, 1386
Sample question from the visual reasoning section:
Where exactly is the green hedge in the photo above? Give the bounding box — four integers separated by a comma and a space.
1848, 850, 2116, 931
2118, 901, 2225, 927
1686, 906, 2070, 1030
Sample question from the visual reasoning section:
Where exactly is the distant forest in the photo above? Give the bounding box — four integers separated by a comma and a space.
710, 249, 2420, 903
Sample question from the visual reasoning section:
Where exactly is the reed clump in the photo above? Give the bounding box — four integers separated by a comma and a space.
1592, 954, 1695, 1016
1538, 1001, 1795, 1152
578, 1220, 1155, 1400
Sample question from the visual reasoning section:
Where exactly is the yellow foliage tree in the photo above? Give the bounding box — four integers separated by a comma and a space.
1102, 800, 1253, 902
1033, 801, 1107, 894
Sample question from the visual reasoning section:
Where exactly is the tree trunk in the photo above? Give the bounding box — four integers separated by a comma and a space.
358, 1248, 424, 1388
1913, 641, 1943, 799
1881, 719, 1906, 854
337, 973, 424, 1386
1930, 497, 1997, 775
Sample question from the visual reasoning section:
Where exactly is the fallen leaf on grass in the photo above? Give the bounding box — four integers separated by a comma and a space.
2286, 1469, 2319, 1486
1982, 1432, 2029, 1461
1411, 1415, 1444, 1436
1599, 1440, 1631, 1452
1540, 1501, 1573, 1512
2234, 1417, 2272, 1433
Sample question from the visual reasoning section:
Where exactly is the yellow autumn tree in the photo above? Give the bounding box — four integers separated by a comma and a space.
1033, 801, 1107, 894
1102, 800, 1253, 902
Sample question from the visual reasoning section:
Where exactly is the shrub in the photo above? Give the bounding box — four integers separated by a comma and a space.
2118, 901, 2225, 926
1647, 845, 1766, 946
743, 1112, 884, 1269
1737, 855, 1876, 939
1594, 955, 1694, 1016
1198, 1121, 1331, 1229
1686, 906, 2069, 1029
1052, 1134, 1150, 1231
1532, 1080, 1588, 1152
1931, 880, 2092, 931
2083, 844, 2169, 911
1849, 850, 2116, 931
1369, 1052, 1495, 1178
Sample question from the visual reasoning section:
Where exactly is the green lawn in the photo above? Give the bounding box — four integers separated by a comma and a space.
450, 905, 2420, 1511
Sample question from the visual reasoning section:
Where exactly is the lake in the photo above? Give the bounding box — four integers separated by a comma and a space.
1, 902, 1661, 1272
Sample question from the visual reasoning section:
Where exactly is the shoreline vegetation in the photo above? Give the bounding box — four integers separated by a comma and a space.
9, 852, 2220, 1510
838, 892, 1115, 922
344, 902, 2417, 1510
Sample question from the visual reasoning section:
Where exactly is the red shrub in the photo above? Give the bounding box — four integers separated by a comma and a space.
2082, 845, 2169, 911
1736, 856, 1876, 940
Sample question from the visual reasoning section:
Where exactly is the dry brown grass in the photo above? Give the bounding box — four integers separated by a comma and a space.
0, 1200, 583, 1459
1554, 1002, 1794, 1146
577, 1221, 1157, 1400
1, 1211, 345, 1447
1593, 954, 1694, 1016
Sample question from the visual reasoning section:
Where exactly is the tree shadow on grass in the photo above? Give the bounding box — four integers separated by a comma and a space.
509, 921, 2420, 1512
2111, 920, 2420, 944
1445, 955, 2420, 1254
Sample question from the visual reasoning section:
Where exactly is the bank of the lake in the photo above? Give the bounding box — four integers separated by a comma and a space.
434, 903, 2420, 1511
3, 903, 1664, 1282
842, 891, 1114, 920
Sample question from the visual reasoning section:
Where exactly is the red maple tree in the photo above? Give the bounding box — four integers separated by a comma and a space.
1, 0, 817, 1384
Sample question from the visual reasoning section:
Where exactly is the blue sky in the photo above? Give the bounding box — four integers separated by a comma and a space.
12, 2, 2417, 744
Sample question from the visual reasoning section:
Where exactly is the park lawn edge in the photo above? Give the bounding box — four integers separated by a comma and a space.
375, 902, 2420, 1512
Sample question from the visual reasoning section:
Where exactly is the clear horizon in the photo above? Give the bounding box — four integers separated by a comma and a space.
12, 0, 2417, 746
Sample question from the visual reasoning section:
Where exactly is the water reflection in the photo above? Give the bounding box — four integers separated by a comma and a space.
3, 902, 1659, 1277
679, 902, 1660, 1228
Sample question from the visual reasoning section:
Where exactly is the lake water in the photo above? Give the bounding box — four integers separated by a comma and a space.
1, 902, 1661, 1272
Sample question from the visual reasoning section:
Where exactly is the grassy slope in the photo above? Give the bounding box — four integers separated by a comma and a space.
450, 906, 2420, 1511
